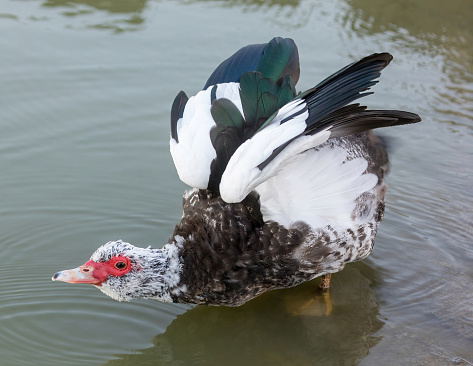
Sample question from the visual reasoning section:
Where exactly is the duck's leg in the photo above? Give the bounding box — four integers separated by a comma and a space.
318, 273, 332, 291
318, 273, 333, 316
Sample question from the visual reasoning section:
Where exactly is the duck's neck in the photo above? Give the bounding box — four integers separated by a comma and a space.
152, 236, 187, 302
100, 237, 186, 303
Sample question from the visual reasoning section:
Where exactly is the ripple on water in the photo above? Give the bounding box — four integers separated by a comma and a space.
0, 263, 189, 365
368, 152, 473, 350
1, 57, 187, 364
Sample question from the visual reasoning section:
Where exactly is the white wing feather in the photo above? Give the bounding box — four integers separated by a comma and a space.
255, 145, 378, 229
219, 99, 332, 203
170, 83, 242, 189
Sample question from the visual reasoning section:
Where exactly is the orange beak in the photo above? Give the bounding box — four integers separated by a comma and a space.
52, 263, 102, 285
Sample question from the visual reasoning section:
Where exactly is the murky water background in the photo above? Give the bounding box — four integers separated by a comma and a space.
1, 0, 472, 365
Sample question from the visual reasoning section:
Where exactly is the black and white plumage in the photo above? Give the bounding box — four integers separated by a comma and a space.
53, 37, 421, 306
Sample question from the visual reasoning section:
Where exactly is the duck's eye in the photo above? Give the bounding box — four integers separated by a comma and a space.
114, 261, 127, 270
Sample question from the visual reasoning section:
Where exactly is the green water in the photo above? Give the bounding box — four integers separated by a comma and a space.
1, 0, 472, 365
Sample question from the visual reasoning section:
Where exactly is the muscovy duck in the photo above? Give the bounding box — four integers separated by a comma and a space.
53, 38, 420, 306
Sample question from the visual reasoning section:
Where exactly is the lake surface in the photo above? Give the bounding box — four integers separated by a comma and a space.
1, 0, 472, 365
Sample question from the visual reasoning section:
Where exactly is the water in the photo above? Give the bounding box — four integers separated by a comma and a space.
1, 0, 472, 365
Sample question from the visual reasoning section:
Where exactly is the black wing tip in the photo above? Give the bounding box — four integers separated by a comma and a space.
352, 53, 393, 73
323, 108, 422, 139
369, 110, 422, 125
396, 111, 422, 124
170, 90, 188, 142
363, 52, 393, 65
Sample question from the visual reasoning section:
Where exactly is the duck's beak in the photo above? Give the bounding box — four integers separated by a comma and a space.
52, 264, 102, 285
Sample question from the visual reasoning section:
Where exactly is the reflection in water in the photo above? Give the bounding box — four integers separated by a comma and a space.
33, 0, 316, 32
343, 0, 472, 57
339, 0, 473, 362
189, 0, 317, 30
41, 0, 147, 32
2, 0, 472, 363
342, 0, 473, 126
105, 267, 383, 366
198, 0, 302, 5
43, 0, 147, 14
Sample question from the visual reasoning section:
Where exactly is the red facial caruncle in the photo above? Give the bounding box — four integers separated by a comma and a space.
52, 255, 132, 286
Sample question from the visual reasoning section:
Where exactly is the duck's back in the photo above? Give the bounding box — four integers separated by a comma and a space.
171, 189, 319, 306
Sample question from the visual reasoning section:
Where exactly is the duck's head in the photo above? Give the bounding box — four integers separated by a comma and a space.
52, 240, 182, 302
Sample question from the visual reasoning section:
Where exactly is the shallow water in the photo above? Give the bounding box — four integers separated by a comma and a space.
1, 0, 472, 365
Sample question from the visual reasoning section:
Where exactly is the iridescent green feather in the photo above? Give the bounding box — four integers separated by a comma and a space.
238, 38, 299, 130
278, 75, 296, 108
239, 72, 264, 126
239, 72, 297, 130
256, 37, 299, 86
257, 78, 278, 97
210, 98, 245, 131
256, 92, 278, 123
207, 37, 301, 193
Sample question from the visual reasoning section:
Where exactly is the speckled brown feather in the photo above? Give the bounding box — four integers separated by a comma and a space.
170, 190, 323, 306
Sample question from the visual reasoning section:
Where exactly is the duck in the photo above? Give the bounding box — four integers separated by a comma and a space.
52, 37, 421, 306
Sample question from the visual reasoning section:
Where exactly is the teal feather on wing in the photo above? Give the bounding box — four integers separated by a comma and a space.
277, 75, 297, 108
257, 78, 278, 96
256, 92, 278, 123
238, 72, 297, 133
256, 37, 300, 86
238, 38, 299, 130
239, 72, 293, 127
206, 38, 302, 194
239, 71, 264, 126
256, 78, 279, 121
210, 98, 245, 131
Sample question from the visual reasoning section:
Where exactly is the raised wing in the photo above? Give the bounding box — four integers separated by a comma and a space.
255, 144, 379, 229
170, 37, 300, 191
219, 53, 421, 202
170, 38, 421, 202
